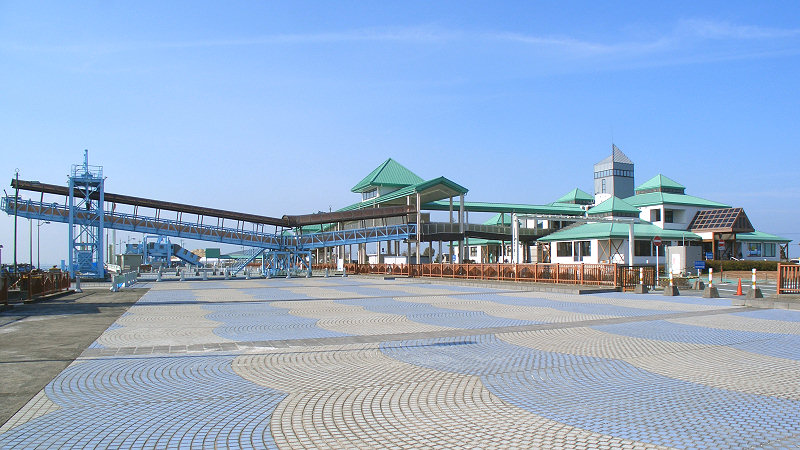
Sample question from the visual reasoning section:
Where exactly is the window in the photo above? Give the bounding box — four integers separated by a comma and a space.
748, 243, 762, 257
557, 242, 573, 257
634, 240, 652, 256
579, 241, 591, 258
764, 243, 776, 257
650, 209, 661, 222
665, 210, 674, 223
362, 189, 378, 201
470, 247, 478, 257
601, 179, 607, 193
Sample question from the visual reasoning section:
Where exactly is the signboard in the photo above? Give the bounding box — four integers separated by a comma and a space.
705, 252, 714, 260
718, 241, 726, 251
205, 248, 221, 259
694, 260, 706, 270
653, 236, 662, 247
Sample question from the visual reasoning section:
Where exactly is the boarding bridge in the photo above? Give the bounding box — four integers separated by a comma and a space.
2, 196, 416, 254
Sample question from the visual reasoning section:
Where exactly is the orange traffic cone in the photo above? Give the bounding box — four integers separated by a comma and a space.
736, 277, 743, 296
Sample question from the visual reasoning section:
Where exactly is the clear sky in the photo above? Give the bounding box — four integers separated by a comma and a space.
1, 1, 799, 267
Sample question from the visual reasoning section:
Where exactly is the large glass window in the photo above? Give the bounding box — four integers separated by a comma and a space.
557, 242, 573, 257
748, 243, 762, 257
665, 210, 674, 223
601, 179, 607, 193
634, 240, 652, 256
579, 241, 591, 258
764, 243, 776, 257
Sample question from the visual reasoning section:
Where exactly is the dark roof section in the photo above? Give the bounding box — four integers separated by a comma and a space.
688, 208, 755, 233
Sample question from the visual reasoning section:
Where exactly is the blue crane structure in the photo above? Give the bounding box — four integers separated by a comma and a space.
3, 153, 416, 278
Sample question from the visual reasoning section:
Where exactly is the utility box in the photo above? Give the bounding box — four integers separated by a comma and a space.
666, 245, 703, 275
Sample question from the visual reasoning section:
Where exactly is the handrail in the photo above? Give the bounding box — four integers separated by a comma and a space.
338, 262, 652, 288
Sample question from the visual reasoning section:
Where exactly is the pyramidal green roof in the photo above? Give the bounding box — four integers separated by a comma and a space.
557, 188, 594, 204
635, 174, 685, 193
351, 158, 425, 193
587, 196, 640, 217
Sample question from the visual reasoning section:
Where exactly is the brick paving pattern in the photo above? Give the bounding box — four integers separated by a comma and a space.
1, 276, 799, 448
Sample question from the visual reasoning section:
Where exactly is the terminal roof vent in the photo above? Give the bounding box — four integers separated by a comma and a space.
351, 158, 424, 193
635, 174, 686, 195
556, 188, 594, 205
688, 207, 755, 233
596, 144, 633, 165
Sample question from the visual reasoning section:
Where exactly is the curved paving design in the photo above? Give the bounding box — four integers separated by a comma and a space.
500, 327, 800, 399
206, 302, 347, 341
3, 277, 800, 448
0, 355, 284, 449
382, 335, 800, 448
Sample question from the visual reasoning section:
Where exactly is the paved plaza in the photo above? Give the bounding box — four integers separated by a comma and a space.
1, 277, 799, 448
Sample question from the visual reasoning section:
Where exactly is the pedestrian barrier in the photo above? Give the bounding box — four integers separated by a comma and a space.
335, 263, 656, 289
111, 271, 137, 292
1, 272, 72, 302
777, 263, 800, 295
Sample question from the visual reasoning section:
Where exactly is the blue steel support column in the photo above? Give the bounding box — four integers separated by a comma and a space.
68, 150, 105, 279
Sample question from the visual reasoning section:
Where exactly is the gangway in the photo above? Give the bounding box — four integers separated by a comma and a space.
2, 197, 416, 253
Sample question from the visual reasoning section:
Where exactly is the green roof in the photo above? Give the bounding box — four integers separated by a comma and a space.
463, 238, 502, 246
483, 213, 511, 226
635, 174, 685, 193
625, 192, 730, 208
339, 176, 468, 212
556, 188, 594, 204
586, 196, 640, 217
736, 231, 791, 243
422, 200, 585, 215
351, 158, 424, 193
538, 222, 701, 242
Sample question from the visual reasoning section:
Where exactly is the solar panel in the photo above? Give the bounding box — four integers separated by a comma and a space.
688, 208, 755, 233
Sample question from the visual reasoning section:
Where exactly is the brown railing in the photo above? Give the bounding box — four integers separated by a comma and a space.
336, 263, 655, 288
777, 264, 800, 295
1, 272, 72, 304
616, 266, 657, 291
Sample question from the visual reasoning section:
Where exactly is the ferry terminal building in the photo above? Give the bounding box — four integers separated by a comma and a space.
317, 146, 789, 273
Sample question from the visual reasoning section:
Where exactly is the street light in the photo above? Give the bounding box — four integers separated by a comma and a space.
37, 221, 50, 270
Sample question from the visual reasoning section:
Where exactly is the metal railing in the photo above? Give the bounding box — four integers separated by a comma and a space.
1, 272, 72, 304
340, 263, 654, 288
777, 264, 800, 295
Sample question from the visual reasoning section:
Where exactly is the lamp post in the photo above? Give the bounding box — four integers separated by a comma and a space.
38, 221, 50, 270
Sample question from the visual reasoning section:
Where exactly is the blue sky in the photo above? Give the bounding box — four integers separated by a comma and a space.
1, 1, 799, 266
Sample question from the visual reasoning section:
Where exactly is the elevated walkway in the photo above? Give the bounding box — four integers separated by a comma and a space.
2, 197, 416, 251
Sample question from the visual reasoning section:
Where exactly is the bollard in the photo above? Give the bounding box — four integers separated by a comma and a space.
747, 267, 764, 299
325, 268, 329, 278
245, 269, 251, 280
342, 267, 347, 278
634, 267, 648, 294
202, 270, 208, 281
110, 275, 118, 292
664, 271, 679, 296
267, 270, 272, 279
703, 267, 719, 298
157, 271, 162, 282
224, 269, 230, 280
180, 270, 185, 282
306, 270, 311, 278
75, 276, 82, 293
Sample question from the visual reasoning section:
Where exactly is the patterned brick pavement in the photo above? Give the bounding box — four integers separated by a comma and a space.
2, 276, 799, 448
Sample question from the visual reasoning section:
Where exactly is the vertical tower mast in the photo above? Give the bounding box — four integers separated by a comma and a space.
68, 150, 105, 279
